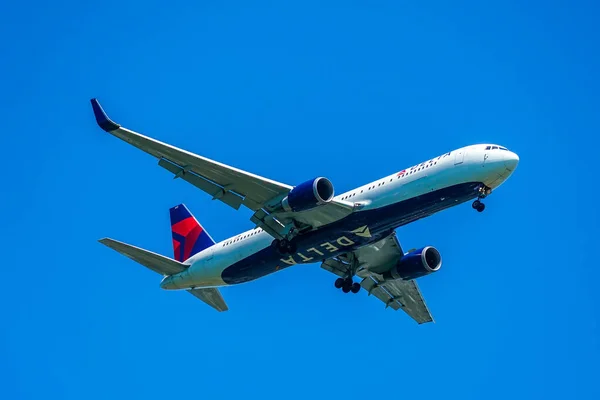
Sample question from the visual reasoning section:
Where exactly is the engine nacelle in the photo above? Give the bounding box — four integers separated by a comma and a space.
281, 177, 335, 212
383, 246, 442, 281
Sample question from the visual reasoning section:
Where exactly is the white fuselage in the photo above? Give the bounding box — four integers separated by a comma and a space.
160, 144, 519, 290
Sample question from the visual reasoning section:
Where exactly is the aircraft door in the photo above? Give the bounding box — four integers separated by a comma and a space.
454, 149, 465, 165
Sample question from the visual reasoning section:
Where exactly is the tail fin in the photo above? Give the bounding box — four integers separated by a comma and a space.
170, 204, 215, 262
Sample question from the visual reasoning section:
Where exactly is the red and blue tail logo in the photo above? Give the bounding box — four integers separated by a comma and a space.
170, 204, 215, 262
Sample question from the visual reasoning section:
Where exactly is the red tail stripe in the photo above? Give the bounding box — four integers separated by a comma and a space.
172, 239, 181, 262
172, 217, 203, 237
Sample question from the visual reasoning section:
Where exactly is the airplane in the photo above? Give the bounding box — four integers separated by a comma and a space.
91, 98, 519, 324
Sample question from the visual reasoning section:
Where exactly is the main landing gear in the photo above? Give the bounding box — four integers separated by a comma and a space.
335, 277, 361, 294
271, 238, 297, 255
472, 184, 492, 213
333, 253, 361, 293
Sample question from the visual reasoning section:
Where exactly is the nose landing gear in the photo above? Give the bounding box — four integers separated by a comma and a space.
472, 200, 486, 212
472, 185, 492, 212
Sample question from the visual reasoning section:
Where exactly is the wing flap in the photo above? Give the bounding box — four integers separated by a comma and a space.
361, 276, 434, 324
99, 238, 187, 275
187, 288, 229, 312
159, 158, 244, 210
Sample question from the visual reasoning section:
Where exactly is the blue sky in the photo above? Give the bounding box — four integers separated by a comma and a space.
1, 1, 599, 399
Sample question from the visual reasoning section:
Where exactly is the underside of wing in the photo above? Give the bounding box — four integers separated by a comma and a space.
273, 199, 357, 230
90, 99, 292, 211
320, 232, 435, 324
321, 232, 404, 278
361, 275, 434, 324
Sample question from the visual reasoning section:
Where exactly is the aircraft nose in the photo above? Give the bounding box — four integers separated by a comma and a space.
504, 151, 519, 171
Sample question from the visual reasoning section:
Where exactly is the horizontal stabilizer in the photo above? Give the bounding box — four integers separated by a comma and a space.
187, 288, 228, 312
99, 238, 187, 276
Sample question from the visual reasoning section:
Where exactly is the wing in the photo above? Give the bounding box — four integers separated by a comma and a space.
91, 99, 356, 239
320, 232, 435, 324
90, 99, 292, 210
360, 276, 434, 324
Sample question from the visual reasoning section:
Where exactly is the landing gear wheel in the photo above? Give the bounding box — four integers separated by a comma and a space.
334, 278, 344, 289
342, 282, 352, 293
472, 199, 485, 212
351, 282, 361, 294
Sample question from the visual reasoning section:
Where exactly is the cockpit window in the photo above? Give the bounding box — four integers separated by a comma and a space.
487, 145, 509, 151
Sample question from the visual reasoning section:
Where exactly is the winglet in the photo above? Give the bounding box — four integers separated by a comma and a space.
90, 98, 121, 132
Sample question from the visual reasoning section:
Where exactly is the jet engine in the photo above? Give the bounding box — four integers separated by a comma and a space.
281, 177, 335, 212
383, 246, 442, 281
